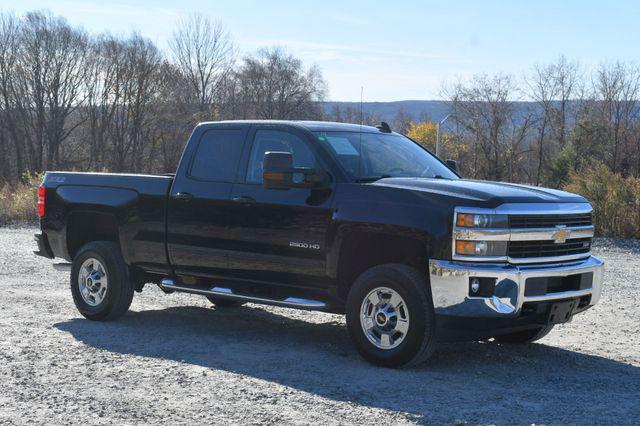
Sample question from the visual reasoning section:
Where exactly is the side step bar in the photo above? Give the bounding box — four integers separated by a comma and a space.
160, 279, 327, 310
53, 263, 72, 271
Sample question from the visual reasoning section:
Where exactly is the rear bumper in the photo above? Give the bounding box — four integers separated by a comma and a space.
34, 233, 54, 259
429, 255, 604, 318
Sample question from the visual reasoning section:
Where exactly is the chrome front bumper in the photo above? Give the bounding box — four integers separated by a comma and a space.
429, 256, 604, 317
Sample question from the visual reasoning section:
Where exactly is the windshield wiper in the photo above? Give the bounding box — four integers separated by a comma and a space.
355, 174, 392, 183
356, 174, 452, 183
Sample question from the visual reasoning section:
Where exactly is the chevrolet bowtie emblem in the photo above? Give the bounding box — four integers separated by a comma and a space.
551, 226, 571, 244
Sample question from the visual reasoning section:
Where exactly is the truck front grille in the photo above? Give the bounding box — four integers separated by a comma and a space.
508, 238, 591, 259
509, 213, 592, 229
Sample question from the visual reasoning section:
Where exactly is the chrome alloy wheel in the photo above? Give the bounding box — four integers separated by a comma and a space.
78, 258, 108, 307
360, 286, 410, 350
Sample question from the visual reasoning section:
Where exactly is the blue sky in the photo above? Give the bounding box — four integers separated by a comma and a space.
4, 0, 639, 101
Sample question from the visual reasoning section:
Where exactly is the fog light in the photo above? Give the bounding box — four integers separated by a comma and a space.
470, 278, 480, 294
468, 277, 497, 297
475, 241, 488, 256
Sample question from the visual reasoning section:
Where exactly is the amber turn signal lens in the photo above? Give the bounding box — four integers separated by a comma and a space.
456, 213, 475, 227
263, 172, 286, 181
455, 240, 477, 255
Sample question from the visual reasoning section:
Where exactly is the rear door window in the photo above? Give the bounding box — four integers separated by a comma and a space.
190, 129, 245, 181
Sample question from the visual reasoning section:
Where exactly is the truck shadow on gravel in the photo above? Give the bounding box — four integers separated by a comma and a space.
55, 305, 639, 423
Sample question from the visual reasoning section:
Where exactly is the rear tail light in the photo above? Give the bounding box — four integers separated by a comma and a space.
37, 185, 46, 218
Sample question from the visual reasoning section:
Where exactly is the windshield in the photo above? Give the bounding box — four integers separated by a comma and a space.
313, 131, 459, 181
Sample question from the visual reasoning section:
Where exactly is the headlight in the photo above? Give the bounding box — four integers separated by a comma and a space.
455, 240, 507, 257
453, 209, 509, 260
456, 213, 508, 228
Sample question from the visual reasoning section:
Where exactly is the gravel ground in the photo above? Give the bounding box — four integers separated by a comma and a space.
0, 225, 639, 425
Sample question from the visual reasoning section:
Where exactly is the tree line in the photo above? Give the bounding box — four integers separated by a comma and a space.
0, 11, 326, 181
440, 58, 640, 189
396, 58, 639, 237
1, 11, 640, 194
321, 59, 640, 196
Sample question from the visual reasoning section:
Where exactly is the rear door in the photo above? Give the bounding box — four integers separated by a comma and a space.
167, 124, 249, 280
226, 125, 335, 288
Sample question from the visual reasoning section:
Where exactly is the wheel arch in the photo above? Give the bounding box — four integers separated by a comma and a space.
56, 185, 137, 261
66, 211, 121, 260
328, 224, 432, 302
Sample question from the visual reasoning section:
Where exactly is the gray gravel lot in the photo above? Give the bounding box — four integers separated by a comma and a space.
0, 225, 639, 424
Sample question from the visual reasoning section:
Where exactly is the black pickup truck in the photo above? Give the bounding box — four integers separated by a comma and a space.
35, 120, 604, 367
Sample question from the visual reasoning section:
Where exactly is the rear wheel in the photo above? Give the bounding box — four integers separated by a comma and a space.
70, 241, 134, 321
206, 295, 245, 308
494, 325, 554, 344
346, 264, 436, 368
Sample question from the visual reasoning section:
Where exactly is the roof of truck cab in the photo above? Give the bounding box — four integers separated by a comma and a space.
197, 120, 385, 133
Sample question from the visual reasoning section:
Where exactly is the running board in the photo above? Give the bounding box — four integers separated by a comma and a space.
160, 279, 327, 310
53, 263, 72, 271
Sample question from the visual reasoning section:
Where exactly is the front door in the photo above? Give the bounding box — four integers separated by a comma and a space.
226, 126, 335, 288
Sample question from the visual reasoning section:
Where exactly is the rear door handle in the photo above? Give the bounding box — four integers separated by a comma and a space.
232, 195, 256, 204
174, 192, 194, 201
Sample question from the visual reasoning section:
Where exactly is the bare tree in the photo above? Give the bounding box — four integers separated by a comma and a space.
526, 56, 580, 184
108, 35, 162, 172
169, 13, 234, 117
446, 74, 533, 181
393, 106, 414, 134
229, 47, 326, 120
592, 62, 640, 173
329, 103, 361, 124
16, 11, 89, 170
148, 61, 195, 173
550, 56, 580, 147
0, 13, 23, 180
82, 35, 127, 171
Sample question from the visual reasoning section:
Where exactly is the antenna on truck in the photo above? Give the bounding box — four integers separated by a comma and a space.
360, 86, 364, 126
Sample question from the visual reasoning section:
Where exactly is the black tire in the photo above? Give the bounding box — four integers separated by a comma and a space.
346, 264, 436, 368
205, 295, 245, 308
70, 241, 134, 321
494, 325, 554, 344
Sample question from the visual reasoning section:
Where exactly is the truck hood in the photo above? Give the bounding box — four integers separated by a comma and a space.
371, 178, 587, 205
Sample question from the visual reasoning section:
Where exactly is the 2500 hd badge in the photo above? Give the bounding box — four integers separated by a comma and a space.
289, 241, 321, 250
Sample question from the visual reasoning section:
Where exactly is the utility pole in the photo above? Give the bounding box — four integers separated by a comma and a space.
436, 114, 452, 158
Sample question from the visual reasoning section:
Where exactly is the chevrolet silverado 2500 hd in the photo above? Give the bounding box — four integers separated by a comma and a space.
34, 120, 604, 367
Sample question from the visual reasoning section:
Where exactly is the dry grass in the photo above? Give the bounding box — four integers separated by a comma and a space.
564, 164, 640, 238
0, 173, 42, 225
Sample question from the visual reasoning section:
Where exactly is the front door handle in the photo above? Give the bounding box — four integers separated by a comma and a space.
174, 192, 194, 201
232, 195, 256, 204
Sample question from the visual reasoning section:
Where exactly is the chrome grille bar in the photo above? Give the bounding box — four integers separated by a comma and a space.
454, 225, 594, 242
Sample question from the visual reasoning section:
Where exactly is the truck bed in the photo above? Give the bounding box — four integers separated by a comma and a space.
40, 171, 174, 275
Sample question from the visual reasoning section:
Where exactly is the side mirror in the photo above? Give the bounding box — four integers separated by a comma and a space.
445, 159, 459, 173
263, 151, 294, 189
262, 151, 329, 190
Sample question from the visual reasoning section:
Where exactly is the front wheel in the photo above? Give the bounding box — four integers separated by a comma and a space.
70, 241, 134, 321
346, 264, 436, 368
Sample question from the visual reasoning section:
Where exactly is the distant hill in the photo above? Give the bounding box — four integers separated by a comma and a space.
322, 100, 544, 125
322, 100, 453, 123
